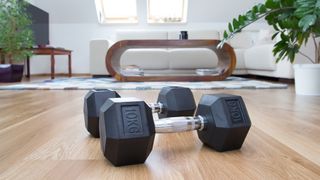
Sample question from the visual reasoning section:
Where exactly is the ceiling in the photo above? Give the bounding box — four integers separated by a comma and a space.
33, 0, 264, 24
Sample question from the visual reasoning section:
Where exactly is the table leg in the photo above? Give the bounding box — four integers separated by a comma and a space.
68, 53, 72, 77
26, 56, 30, 78
0, 54, 5, 64
51, 54, 55, 79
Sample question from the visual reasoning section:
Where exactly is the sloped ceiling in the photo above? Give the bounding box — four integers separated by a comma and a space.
34, 0, 264, 24
34, 0, 97, 23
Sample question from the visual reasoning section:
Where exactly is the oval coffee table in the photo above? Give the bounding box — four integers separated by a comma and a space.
105, 40, 236, 82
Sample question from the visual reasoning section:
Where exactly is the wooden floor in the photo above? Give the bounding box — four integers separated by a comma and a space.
0, 77, 319, 179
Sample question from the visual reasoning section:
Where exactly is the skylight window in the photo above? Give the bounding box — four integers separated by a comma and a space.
95, 0, 138, 24
147, 0, 188, 23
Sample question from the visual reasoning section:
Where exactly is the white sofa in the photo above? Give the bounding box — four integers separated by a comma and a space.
90, 29, 294, 79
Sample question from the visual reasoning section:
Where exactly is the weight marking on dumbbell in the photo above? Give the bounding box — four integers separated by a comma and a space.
226, 99, 244, 124
122, 106, 143, 135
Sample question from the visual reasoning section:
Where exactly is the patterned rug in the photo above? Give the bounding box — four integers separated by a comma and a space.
0, 77, 288, 90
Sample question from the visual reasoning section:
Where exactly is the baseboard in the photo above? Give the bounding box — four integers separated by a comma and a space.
234, 74, 294, 84
26, 73, 113, 78
92, 75, 112, 78
28, 73, 91, 77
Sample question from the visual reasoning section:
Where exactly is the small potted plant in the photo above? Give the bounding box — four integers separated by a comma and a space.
219, 0, 320, 95
0, 0, 34, 82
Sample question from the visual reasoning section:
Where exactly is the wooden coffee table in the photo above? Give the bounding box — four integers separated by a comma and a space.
26, 47, 72, 79
106, 40, 236, 82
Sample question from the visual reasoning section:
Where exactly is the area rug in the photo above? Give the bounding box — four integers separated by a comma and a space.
0, 77, 288, 90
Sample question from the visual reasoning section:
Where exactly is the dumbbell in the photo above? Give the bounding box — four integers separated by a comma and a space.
99, 94, 251, 166
84, 86, 196, 138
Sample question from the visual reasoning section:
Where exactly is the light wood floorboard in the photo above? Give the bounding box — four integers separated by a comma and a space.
0, 77, 319, 179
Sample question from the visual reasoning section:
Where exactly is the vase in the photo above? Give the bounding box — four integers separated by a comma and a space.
0, 64, 24, 82
294, 64, 320, 95
179, 31, 188, 40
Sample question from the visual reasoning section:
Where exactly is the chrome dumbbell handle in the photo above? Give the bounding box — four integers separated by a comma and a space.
155, 116, 205, 133
148, 102, 164, 114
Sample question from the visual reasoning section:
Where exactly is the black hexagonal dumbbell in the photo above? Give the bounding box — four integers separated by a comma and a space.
84, 89, 121, 138
153, 86, 196, 118
99, 94, 251, 166
84, 86, 196, 138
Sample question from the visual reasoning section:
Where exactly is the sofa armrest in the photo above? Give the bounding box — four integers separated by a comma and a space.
244, 44, 294, 78
245, 44, 276, 71
90, 40, 114, 75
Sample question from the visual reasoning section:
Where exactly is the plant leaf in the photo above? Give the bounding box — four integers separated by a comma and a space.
223, 30, 228, 39
298, 14, 317, 31
252, 5, 259, 13
228, 23, 233, 32
258, 4, 267, 13
233, 18, 240, 30
265, 0, 280, 9
272, 32, 279, 40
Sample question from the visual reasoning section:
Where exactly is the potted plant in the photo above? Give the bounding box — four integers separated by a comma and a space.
219, 0, 320, 95
0, 0, 34, 82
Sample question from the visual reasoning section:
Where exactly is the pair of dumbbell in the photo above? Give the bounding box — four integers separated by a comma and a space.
84, 86, 196, 137
84, 88, 252, 167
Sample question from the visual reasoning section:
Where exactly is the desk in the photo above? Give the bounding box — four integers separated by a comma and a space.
27, 47, 72, 79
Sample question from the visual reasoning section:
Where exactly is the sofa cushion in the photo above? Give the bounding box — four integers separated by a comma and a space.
244, 44, 276, 71
116, 31, 168, 41
255, 29, 275, 45
168, 48, 218, 69
117, 31, 169, 70
168, 30, 220, 40
234, 49, 246, 70
120, 49, 169, 70
228, 31, 258, 49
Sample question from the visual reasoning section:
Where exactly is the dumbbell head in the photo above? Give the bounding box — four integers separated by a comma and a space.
84, 89, 120, 138
99, 98, 155, 166
157, 86, 196, 118
84, 86, 194, 138
99, 94, 251, 166
196, 94, 251, 151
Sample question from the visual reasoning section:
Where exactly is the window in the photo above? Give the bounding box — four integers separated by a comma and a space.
147, 0, 188, 23
95, 0, 138, 24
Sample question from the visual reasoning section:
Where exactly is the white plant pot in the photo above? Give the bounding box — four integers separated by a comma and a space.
294, 64, 320, 95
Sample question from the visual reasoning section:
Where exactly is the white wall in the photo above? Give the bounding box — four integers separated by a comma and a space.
29, 0, 274, 74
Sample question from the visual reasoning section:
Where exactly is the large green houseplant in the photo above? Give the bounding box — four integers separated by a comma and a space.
219, 0, 320, 95
0, 0, 34, 82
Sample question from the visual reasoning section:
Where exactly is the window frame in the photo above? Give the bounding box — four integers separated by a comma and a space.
147, 0, 188, 24
94, 0, 138, 24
